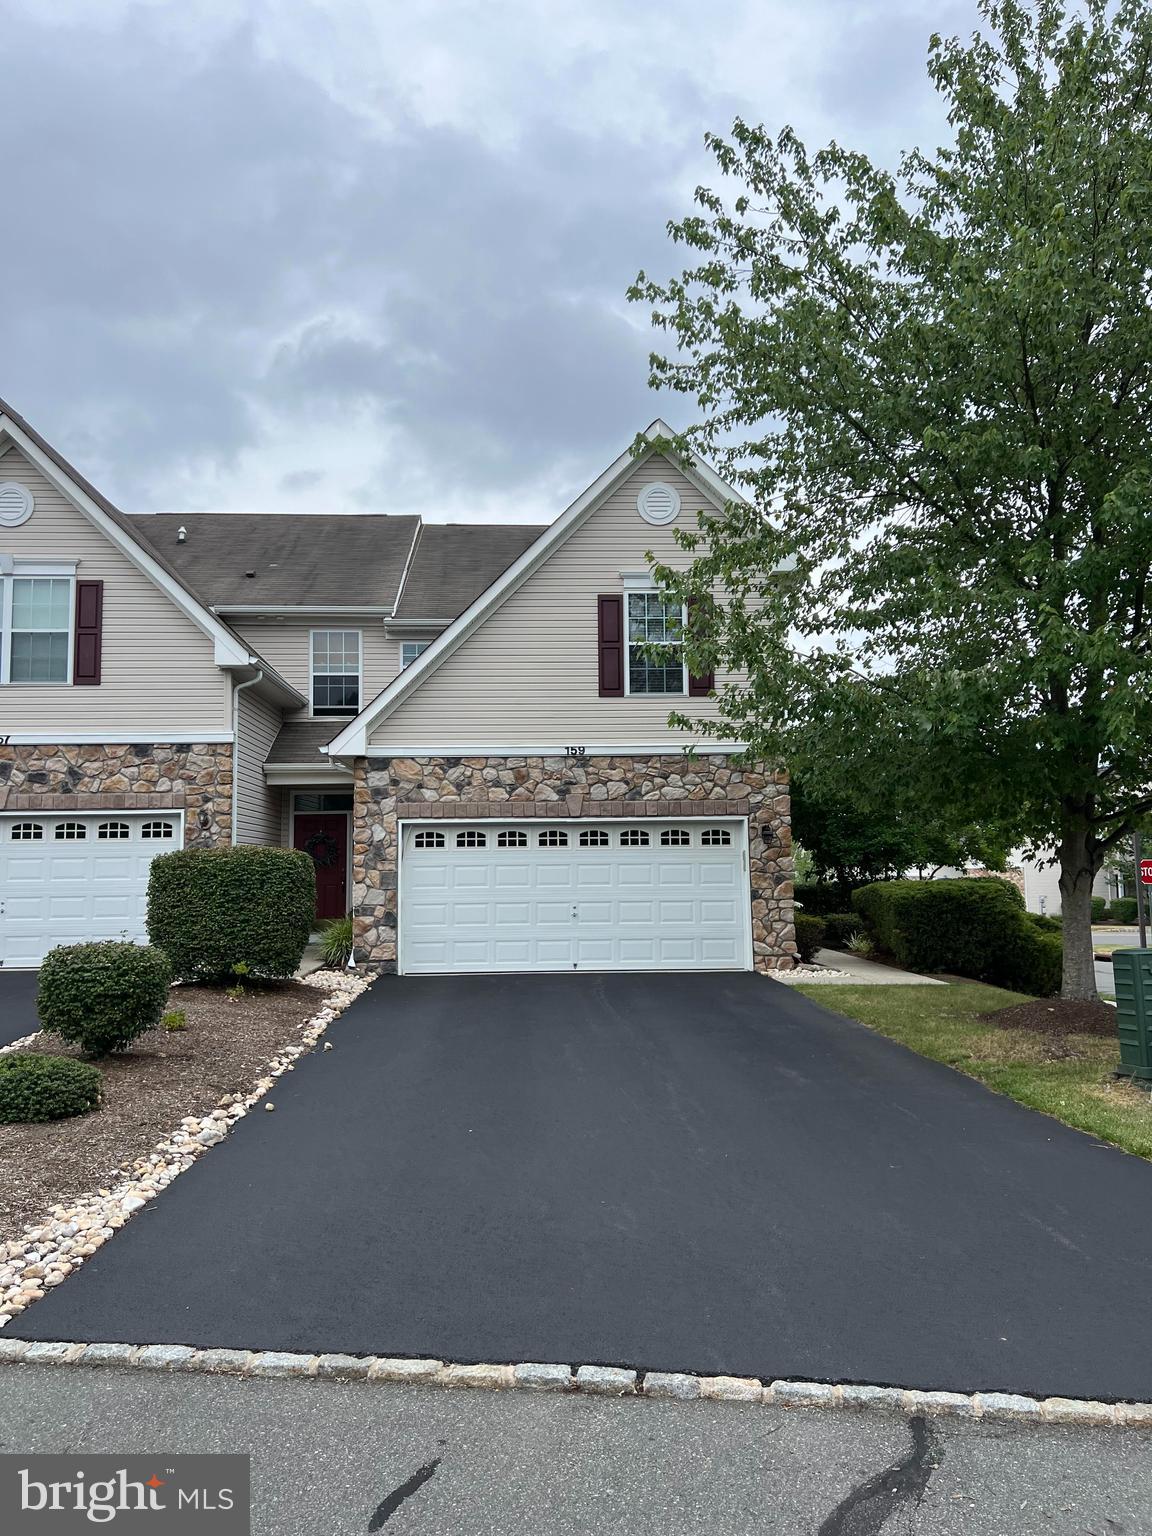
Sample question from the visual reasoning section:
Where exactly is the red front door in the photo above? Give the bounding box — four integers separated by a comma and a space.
293, 812, 348, 921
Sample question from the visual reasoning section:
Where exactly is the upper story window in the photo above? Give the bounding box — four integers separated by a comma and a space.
311, 630, 361, 717
627, 592, 685, 696
401, 640, 430, 669
4, 576, 73, 684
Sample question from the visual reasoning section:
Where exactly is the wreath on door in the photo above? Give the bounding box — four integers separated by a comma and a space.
304, 831, 341, 868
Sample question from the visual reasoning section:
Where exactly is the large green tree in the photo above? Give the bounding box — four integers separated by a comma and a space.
792, 777, 1011, 888
630, 0, 1152, 998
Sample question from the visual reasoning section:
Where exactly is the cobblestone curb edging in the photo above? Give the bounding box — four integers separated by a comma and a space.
0, 1340, 1146, 1428
0, 971, 371, 1328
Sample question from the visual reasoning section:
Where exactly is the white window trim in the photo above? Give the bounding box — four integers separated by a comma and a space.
0, 564, 76, 686
309, 627, 362, 718
400, 639, 430, 669
623, 586, 687, 699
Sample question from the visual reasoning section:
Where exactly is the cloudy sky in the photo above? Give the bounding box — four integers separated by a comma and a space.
1, 0, 976, 522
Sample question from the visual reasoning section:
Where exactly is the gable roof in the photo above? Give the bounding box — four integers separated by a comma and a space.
130, 513, 421, 610
325, 421, 769, 757
0, 397, 253, 670
392, 522, 546, 623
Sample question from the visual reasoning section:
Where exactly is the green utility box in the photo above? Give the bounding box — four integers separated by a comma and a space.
1112, 949, 1152, 1081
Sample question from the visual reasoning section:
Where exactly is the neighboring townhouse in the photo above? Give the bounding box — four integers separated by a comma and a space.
0, 399, 796, 974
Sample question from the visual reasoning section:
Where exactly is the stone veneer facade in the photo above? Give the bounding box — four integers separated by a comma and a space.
0, 743, 233, 848
353, 753, 796, 973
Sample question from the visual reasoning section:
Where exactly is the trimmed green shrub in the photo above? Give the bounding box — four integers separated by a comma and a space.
795, 914, 827, 964
1091, 896, 1108, 922
319, 914, 353, 970
852, 878, 1060, 994
1110, 897, 1139, 925
0, 1054, 103, 1123
822, 912, 862, 948
37, 941, 172, 1056
1027, 912, 1063, 934
1000, 929, 1063, 998
147, 845, 315, 982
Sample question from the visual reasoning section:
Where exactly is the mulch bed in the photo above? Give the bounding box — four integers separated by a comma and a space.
980, 998, 1120, 1037
0, 981, 324, 1242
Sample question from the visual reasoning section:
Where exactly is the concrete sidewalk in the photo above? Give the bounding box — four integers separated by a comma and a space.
777, 948, 947, 985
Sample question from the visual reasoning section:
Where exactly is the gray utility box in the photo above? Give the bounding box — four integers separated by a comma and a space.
1112, 949, 1152, 1081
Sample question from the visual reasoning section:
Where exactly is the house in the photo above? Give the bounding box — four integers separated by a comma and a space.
0, 398, 796, 975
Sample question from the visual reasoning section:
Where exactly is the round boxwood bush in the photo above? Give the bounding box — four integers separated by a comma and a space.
147, 845, 315, 982
0, 1054, 103, 1123
38, 941, 172, 1056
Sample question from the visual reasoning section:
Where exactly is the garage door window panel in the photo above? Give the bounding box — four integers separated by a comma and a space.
10, 822, 43, 841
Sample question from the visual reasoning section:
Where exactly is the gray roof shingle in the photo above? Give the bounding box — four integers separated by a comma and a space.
129, 513, 421, 609
393, 523, 546, 621
265, 722, 342, 765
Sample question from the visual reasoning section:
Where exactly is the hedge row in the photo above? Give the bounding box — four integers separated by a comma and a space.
851, 878, 1061, 996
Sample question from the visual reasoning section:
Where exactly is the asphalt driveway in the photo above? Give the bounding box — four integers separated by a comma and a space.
0, 970, 39, 1045
10, 973, 1152, 1400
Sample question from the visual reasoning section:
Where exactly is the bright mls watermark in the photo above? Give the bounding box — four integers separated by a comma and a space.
0, 1455, 249, 1532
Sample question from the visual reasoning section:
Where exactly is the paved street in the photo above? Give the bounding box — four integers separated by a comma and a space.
2, 1365, 1149, 1535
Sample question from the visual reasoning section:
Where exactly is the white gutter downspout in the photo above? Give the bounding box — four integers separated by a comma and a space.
231, 666, 264, 845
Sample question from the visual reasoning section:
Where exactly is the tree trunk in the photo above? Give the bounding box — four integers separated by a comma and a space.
1058, 814, 1100, 1001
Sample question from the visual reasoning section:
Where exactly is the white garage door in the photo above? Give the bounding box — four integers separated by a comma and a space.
0, 811, 182, 968
399, 818, 750, 975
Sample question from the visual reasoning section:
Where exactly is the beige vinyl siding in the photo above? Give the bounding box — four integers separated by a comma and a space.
0, 448, 230, 734
232, 617, 401, 720
234, 685, 283, 844
371, 456, 744, 748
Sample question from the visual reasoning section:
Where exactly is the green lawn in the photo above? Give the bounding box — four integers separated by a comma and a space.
794, 982, 1152, 1161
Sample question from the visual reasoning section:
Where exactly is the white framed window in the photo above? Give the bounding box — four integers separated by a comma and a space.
660, 828, 691, 846
538, 829, 568, 847
141, 820, 175, 840
1, 571, 74, 685
413, 830, 445, 849
497, 829, 527, 847
401, 640, 430, 668
10, 821, 43, 840
456, 830, 487, 848
98, 821, 130, 840
626, 591, 685, 696
311, 629, 362, 717
54, 821, 87, 840
620, 828, 650, 847
578, 829, 609, 847
700, 828, 732, 846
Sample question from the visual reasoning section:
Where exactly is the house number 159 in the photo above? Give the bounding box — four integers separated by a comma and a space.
564, 745, 586, 757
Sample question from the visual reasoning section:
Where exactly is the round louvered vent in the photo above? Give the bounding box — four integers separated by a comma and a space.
0, 482, 33, 528
636, 481, 681, 526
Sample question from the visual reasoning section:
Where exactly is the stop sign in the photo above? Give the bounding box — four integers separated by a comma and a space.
1140, 860, 1152, 885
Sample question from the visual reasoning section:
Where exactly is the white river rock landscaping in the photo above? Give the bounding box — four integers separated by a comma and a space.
0, 970, 370, 1328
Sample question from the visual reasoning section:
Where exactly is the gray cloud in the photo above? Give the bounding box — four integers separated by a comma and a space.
0, 0, 980, 520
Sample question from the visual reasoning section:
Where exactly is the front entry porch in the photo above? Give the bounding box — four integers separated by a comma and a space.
288, 791, 352, 922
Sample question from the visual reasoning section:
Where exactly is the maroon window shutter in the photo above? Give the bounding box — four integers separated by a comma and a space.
686, 595, 714, 697
597, 594, 624, 697
73, 580, 103, 686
